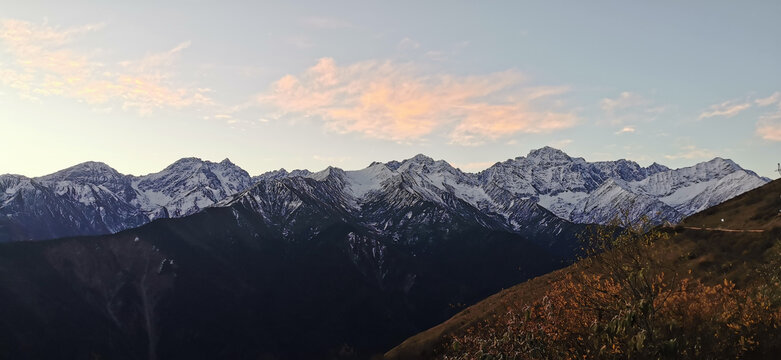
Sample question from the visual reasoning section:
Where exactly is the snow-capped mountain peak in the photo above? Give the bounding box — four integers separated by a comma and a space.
0, 148, 770, 242
38, 161, 124, 184
343, 162, 395, 199
396, 154, 438, 172
524, 146, 573, 163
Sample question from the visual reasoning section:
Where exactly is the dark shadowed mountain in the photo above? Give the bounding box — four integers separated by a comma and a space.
0, 151, 772, 358
0, 172, 586, 359
384, 178, 781, 360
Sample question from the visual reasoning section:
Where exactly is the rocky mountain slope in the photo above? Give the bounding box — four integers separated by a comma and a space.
0, 148, 768, 242
0, 158, 253, 241
0, 151, 772, 358
0, 175, 584, 358
479, 147, 768, 224
384, 178, 781, 360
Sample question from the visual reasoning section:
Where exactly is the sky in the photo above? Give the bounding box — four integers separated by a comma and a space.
1, 1, 780, 178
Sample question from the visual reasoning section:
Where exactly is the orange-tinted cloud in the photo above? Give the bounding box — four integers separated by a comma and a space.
260, 58, 576, 144
698, 99, 752, 119
0, 19, 212, 114
451, 105, 576, 145
615, 126, 636, 134
757, 115, 781, 141
755, 92, 781, 107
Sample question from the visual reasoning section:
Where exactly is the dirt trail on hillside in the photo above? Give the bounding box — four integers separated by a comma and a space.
681, 226, 765, 233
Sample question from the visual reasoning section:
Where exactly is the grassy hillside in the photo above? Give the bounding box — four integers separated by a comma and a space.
385, 179, 781, 359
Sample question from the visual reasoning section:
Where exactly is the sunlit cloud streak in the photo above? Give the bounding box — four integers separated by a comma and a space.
259, 57, 577, 145
0, 19, 213, 114
698, 99, 751, 119
615, 126, 636, 134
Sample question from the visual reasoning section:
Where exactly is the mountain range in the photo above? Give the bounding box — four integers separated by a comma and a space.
385, 178, 781, 360
0, 147, 772, 358
0, 147, 768, 242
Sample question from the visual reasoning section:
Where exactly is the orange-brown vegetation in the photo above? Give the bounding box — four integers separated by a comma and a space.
439, 218, 781, 359
385, 180, 781, 360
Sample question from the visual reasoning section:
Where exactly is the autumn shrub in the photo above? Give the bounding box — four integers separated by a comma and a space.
442, 217, 781, 360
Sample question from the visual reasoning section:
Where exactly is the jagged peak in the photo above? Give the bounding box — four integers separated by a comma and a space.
704, 157, 738, 167
398, 154, 458, 172
385, 160, 403, 171
158, 157, 207, 174
405, 153, 435, 164
361, 161, 393, 173
395, 154, 444, 173
253, 168, 313, 182
613, 158, 637, 165
0, 174, 30, 188
63, 161, 118, 172
0, 173, 28, 180
648, 162, 669, 171
309, 166, 346, 181
526, 146, 571, 160
681, 157, 742, 174
262, 168, 288, 176
219, 158, 235, 166
172, 157, 203, 164
593, 158, 640, 168
38, 161, 122, 182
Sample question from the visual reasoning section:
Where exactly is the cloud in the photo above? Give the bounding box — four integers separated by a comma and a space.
600, 92, 649, 113
751, 91, 781, 141
599, 91, 664, 125
615, 126, 636, 134
119, 41, 191, 72
259, 57, 576, 145
397, 37, 420, 51
526, 86, 571, 100
698, 99, 752, 119
450, 108, 576, 146
0, 19, 212, 114
664, 145, 716, 160
756, 92, 781, 107
704, 91, 781, 142
300, 16, 352, 29
756, 114, 781, 141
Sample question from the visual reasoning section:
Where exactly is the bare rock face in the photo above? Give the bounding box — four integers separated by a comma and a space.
0, 149, 771, 358
0, 148, 769, 242
0, 158, 253, 241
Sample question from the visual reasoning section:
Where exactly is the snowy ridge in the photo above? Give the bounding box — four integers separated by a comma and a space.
130, 157, 253, 218
0, 158, 253, 241
0, 147, 770, 242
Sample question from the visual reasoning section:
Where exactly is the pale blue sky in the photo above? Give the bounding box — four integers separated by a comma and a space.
1, 1, 779, 177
